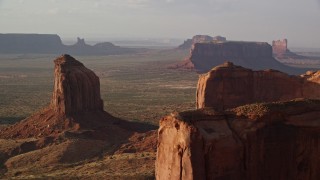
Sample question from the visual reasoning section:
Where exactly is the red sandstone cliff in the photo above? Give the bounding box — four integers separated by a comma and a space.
156, 99, 320, 180
196, 62, 320, 110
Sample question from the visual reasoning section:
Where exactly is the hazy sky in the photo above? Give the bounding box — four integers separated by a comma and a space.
0, 0, 320, 47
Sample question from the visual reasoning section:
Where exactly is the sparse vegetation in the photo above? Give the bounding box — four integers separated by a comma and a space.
0, 49, 194, 126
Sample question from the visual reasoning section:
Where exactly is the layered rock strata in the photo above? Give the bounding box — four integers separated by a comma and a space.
197, 62, 320, 110
156, 99, 320, 180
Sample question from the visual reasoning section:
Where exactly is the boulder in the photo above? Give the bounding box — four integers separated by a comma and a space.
197, 62, 320, 110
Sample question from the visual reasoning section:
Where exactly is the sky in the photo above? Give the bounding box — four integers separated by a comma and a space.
0, 0, 320, 48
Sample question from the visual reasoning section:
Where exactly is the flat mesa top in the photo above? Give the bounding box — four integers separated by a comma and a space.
54, 54, 83, 66
194, 41, 269, 46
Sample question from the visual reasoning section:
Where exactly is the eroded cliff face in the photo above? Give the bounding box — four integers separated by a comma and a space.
197, 62, 320, 110
51, 55, 103, 115
156, 99, 320, 180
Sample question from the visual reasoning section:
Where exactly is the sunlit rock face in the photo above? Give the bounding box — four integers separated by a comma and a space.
196, 62, 320, 110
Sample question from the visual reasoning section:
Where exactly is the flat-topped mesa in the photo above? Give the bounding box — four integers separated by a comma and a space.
156, 99, 320, 180
197, 62, 320, 110
187, 41, 311, 75
51, 54, 103, 115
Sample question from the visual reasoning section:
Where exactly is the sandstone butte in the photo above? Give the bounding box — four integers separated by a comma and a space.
272, 39, 307, 60
0, 54, 156, 141
171, 41, 312, 75
156, 99, 320, 180
197, 62, 320, 110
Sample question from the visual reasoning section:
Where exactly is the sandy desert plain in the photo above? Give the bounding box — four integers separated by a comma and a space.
0, 47, 320, 179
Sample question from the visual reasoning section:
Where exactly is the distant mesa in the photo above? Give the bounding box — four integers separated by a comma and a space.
178, 35, 227, 50
197, 62, 320, 110
0, 33, 140, 55
170, 40, 314, 75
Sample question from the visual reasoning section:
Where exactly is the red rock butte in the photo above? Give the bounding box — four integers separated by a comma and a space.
51, 54, 104, 115
196, 62, 320, 110
0, 55, 156, 139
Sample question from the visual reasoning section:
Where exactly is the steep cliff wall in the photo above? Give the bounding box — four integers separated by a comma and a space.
156, 99, 320, 180
197, 62, 320, 110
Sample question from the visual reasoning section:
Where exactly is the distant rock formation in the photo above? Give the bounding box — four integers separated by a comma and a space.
0, 33, 140, 55
272, 39, 304, 59
178, 35, 226, 50
171, 41, 313, 75
272, 39, 289, 55
197, 62, 320, 110
156, 99, 320, 180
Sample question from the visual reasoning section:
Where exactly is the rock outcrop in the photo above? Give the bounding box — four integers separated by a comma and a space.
197, 62, 320, 110
0, 33, 139, 55
156, 99, 320, 180
178, 35, 226, 50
